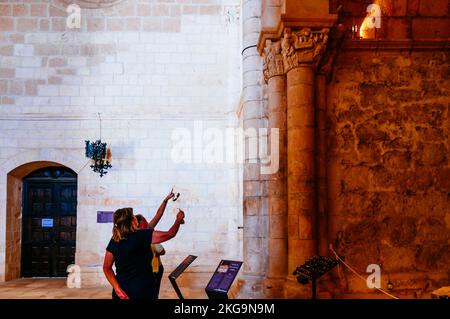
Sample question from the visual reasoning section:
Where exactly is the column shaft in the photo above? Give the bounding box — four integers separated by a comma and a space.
266, 75, 288, 294
286, 65, 317, 274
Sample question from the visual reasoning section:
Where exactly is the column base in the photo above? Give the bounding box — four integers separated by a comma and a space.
284, 276, 312, 299
237, 275, 341, 299
284, 274, 341, 299
264, 278, 286, 298
236, 274, 266, 299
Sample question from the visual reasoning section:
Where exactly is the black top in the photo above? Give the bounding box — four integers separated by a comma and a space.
106, 229, 157, 300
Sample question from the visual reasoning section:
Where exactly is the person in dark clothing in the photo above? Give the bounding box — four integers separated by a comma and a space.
133, 189, 175, 298
136, 214, 165, 298
102, 206, 185, 300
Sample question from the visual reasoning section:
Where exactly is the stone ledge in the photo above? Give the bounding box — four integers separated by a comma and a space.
431, 286, 450, 299
343, 39, 450, 51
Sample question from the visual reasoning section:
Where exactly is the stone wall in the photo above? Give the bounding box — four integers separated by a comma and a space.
0, 0, 242, 286
331, 0, 450, 39
255, 0, 449, 298
327, 50, 450, 294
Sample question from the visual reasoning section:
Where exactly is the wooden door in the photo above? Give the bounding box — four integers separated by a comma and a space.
21, 167, 77, 277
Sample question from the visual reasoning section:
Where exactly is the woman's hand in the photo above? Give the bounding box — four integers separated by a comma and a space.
176, 209, 185, 224
114, 286, 129, 299
164, 188, 175, 202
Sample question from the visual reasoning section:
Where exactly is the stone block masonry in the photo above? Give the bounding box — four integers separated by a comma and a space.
327, 50, 450, 293
0, 0, 242, 287
256, 0, 449, 298
0, 0, 241, 116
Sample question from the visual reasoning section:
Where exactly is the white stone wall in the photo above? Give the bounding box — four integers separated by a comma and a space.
0, 0, 242, 286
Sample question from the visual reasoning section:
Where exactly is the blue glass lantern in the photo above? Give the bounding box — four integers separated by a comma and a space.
85, 140, 112, 177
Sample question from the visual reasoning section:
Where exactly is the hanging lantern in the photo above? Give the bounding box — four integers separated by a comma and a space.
85, 140, 112, 177
84, 113, 112, 177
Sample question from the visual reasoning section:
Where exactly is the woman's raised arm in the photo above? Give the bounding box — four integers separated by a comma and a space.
148, 188, 174, 229
152, 209, 185, 244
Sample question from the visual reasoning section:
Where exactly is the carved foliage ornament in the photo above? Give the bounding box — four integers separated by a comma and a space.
281, 28, 330, 73
262, 40, 284, 82
62, 0, 125, 9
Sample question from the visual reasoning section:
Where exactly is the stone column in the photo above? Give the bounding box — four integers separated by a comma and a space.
262, 40, 288, 297
281, 28, 330, 297
241, 0, 266, 298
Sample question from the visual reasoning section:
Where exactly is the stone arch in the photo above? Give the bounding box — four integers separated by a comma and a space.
0, 150, 83, 282
0, 149, 83, 177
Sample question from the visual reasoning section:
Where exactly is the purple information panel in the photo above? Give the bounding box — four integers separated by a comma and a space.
97, 211, 113, 223
206, 260, 243, 293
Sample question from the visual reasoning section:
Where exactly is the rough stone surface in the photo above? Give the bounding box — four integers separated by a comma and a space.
328, 51, 450, 293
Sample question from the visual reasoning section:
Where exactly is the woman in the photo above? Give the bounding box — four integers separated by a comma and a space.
136, 214, 165, 298
103, 207, 184, 300
134, 189, 174, 298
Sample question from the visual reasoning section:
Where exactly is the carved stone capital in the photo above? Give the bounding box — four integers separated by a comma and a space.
281, 28, 330, 73
262, 40, 285, 83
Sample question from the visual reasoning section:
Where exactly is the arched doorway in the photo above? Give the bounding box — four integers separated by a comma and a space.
21, 167, 77, 277
5, 162, 78, 281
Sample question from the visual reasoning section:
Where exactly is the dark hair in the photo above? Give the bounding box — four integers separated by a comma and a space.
112, 207, 137, 242
135, 214, 149, 229
135, 214, 145, 224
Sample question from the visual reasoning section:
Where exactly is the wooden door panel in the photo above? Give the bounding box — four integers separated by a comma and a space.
22, 168, 77, 278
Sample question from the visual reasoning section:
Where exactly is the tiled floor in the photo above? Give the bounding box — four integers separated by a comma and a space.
0, 276, 417, 299
0, 278, 110, 299
0, 273, 212, 299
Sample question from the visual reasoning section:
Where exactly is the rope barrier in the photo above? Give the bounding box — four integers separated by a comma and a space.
329, 245, 400, 299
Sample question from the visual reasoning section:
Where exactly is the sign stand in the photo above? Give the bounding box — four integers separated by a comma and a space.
168, 255, 197, 300
205, 260, 243, 300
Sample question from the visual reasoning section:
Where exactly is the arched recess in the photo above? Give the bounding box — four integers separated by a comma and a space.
0, 144, 85, 281
5, 162, 78, 281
